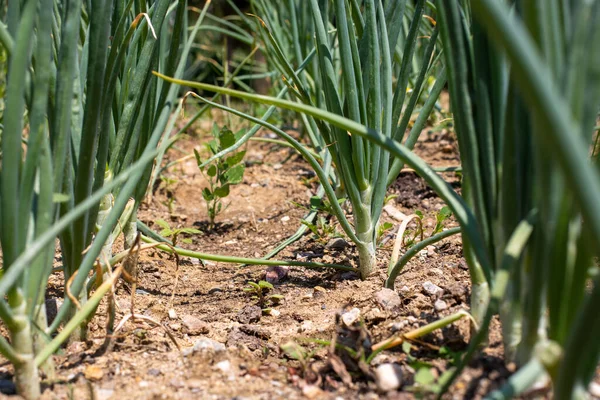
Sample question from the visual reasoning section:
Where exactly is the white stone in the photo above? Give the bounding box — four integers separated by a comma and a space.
215, 360, 231, 374
434, 299, 448, 311
422, 281, 444, 298
375, 363, 403, 392
341, 308, 361, 326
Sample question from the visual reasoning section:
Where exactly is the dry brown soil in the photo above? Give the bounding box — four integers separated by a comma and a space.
0, 110, 562, 399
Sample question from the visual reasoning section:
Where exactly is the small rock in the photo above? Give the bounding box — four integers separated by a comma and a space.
208, 286, 223, 294
303, 385, 324, 399
422, 281, 444, 298
190, 257, 202, 265
364, 308, 386, 322
298, 320, 314, 333
84, 365, 104, 381
375, 363, 404, 392
239, 324, 272, 339
182, 315, 210, 335
169, 322, 181, 331
214, 360, 231, 374
399, 285, 410, 295
45, 298, 62, 324
183, 337, 226, 356
426, 245, 436, 256
0, 380, 16, 395
147, 368, 161, 377
375, 288, 401, 310
280, 216, 290, 222
434, 299, 448, 311
390, 321, 408, 332
67, 341, 86, 354
589, 382, 600, 398
443, 262, 457, 269
341, 308, 361, 327
170, 379, 185, 388
267, 308, 280, 317
313, 286, 327, 299
430, 267, 444, 276
139, 381, 149, 388
340, 271, 359, 280
238, 305, 262, 324
407, 316, 418, 324
273, 163, 283, 170
447, 283, 467, 299
265, 266, 289, 284
419, 249, 428, 258
168, 309, 177, 319
326, 237, 348, 250
96, 388, 114, 400
459, 260, 469, 270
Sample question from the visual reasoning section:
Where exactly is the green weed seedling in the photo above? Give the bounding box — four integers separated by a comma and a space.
194, 124, 246, 230
297, 196, 345, 243
244, 280, 284, 311
402, 342, 457, 397
155, 219, 202, 247
404, 206, 453, 248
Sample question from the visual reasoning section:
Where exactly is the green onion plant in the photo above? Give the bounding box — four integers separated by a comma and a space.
236, 0, 445, 279
434, 0, 600, 397
0, 0, 198, 397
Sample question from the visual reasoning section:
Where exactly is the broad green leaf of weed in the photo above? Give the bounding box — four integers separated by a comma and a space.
281, 341, 307, 361
219, 128, 236, 149
180, 228, 202, 235
202, 187, 213, 201
225, 164, 245, 184
226, 150, 246, 166
214, 184, 230, 198
207, 164, 218, 177
155, 219, 171, 230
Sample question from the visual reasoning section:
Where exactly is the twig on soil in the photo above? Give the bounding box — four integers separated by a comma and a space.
112, 313, 181, 351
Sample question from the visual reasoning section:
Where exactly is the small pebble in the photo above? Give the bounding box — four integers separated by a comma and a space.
183, 337, 226, 356
422, 281, 444, 298
96, 388, 115, 400
147, 368, 161, 377
280, 216, 290, 222
375, 363, 404, 392
399, 285, 410, 295
390, 321, 408, 332
341, 308, 361, 326
434, 299, 448, 311
298, 320, 314, 333
182, 314, 209, 335
303, 385, 324, 399
589, 382, 600, 398
326, 237, 348, 249
375, 288, 401, 310
214, 360, 231, 374
168, 309, 177, 319
267, 308, 281, 317
426, 245, 436, 256
237, 305, 262, 324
